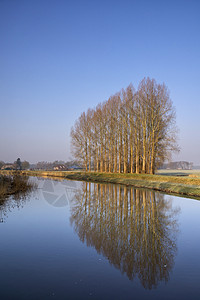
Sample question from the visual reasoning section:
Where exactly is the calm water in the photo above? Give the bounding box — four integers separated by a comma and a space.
0, 177, 200, 299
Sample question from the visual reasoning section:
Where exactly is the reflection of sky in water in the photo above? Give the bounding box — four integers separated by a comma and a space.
0, 177, 200, 299
169, 196, 200, 294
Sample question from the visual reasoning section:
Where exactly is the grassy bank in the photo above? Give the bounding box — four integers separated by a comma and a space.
1, 170, 200, 199
0, 172, 34, 199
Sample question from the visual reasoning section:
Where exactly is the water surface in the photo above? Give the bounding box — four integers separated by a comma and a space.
0, 177, 200, 299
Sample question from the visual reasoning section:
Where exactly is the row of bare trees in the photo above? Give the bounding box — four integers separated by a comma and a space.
71, 77, 178, 174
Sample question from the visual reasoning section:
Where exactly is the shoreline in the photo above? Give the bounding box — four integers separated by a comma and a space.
0, 172, 35, 199
1, 170, 200, 199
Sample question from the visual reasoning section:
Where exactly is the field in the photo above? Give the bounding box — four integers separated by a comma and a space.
157, 169, 200, 178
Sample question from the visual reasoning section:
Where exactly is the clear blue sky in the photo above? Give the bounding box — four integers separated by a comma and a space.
0, 0, 200, 164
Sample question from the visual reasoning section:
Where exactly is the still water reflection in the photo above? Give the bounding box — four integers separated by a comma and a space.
1, 177, 200, 300
70, 182, 179, 289
0, 184, 34, 223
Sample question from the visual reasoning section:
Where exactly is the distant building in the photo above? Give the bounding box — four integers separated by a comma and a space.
53, 164, 68, 171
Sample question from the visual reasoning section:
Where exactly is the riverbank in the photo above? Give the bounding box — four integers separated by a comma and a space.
0, 172, 34, 199
1, 170, 200, 199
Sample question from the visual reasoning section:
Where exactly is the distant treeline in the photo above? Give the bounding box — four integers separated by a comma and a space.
0, 159, 29, 170
30, 160, 81, 170
0, 160, 81, 171
71, 77, 179, 174
161, 161, 193, 170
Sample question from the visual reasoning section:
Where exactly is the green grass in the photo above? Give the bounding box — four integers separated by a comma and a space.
62, 172, 200, 199
1, 170, 200, 199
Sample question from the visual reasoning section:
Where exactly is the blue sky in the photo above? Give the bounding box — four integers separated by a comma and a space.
0, 0, 200, 164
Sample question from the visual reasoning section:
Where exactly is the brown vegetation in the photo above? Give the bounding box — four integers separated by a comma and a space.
0, 172, 34, 199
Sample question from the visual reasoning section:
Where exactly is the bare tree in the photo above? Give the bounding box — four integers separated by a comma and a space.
70, 77, 179, 174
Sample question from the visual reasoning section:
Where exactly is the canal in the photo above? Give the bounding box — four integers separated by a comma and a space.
0, 177, 200, 299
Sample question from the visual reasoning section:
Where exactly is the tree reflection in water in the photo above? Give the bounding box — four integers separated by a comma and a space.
0, 193, 30, 223
0, 177, 36, 223
70, 182, 180, 289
